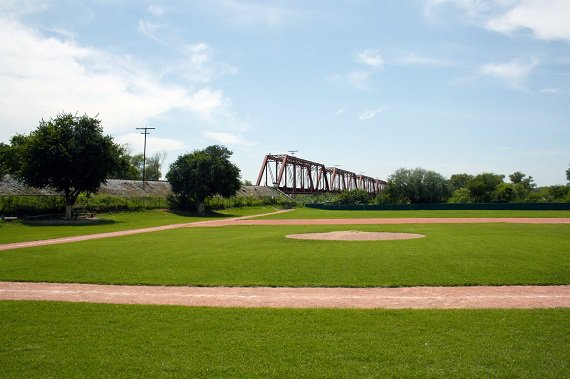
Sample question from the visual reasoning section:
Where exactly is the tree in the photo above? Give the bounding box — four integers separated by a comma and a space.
466, 173, 504, 203
109, 150, 166, 181
386, 168, 449, 203
166, 145, 241, 214
108, 144, 140, 180
0, 143, 8, 177
13, 113, 121, 219
566, 165, 570, 183
448, 173, 473, 192
448, 187, 472, 203
143, 151, 166, 181
334, 189, 371, 205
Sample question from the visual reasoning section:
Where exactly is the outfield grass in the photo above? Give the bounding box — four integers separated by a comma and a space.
0, 206, 276, 244
1, 223, 568, 287
0, 301, 568, 378
256, 207, 570, 219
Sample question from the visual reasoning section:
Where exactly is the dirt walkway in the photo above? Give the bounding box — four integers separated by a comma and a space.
1, 282, 568, 309
1, 214, 569, 251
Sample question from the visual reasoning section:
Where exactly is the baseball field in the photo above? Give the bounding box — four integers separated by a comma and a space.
0, 207, 569, 377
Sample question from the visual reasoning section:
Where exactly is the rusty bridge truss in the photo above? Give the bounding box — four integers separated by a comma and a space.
256, 154, 386, 195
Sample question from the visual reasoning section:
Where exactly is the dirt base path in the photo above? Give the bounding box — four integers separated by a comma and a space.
1, 214, 569, 251
1, 282, 568, 309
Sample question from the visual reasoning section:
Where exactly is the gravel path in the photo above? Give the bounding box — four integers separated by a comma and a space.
1, 282, 568, 309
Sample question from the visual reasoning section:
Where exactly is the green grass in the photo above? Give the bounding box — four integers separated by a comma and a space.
0, 301, 568, 378
1, 223, 568, 287
257, 207, 570, 219
0, 206, 277, 244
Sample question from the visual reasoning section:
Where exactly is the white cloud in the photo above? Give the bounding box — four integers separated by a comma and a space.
148, 5, 165, 18
540, 87, 559, 94
347, 49, 384, 91
115, 134, 185, 155
357, 49, 383, 69
0, 0, 49, 17
336, 108, 347, 116
137, 20, 165, 43
399, 52, 453, 67
215, 0, 300, 26
426, 0, 570, 42
487, 0, 570, 42
204, 131, 255, 146
480, 58, 538, 87
186, 89, 225, 118
177, 43, 237, 83
348, 71, 374, 91
0, 17, 228, 142
359, 108, 385, 120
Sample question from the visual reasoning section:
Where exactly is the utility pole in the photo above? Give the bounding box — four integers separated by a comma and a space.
136, 127, 155, 190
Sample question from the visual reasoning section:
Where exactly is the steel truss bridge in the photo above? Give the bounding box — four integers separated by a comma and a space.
256, 154, 386, 195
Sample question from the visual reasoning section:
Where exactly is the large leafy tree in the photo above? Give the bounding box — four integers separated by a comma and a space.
166, 145, 241, 213
14, 113, 121, 219
386, 167, 449, 203
466, 173, 504, 203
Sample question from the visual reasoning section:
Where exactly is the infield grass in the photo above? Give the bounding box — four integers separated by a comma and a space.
0, 301, 568, 378
1, 223, 568, 287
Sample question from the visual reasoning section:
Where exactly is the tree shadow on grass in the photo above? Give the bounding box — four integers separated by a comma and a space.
21, 218, 119, 227
167, 209, 236, 219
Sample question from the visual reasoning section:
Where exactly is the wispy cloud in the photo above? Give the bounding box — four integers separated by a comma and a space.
359, 108, 385, 120
336, 108, 347, 116
213, 0, 301, 27
480, 58, 539, 88
0, 0, 49, 17
540, 87, 559, 94
175, 43, 237, 84
137, 20, 166, 44
348, 49, 384, 91
148, 5, 165, 18
399, 52, 453, 67
115, 134, 185, 155
204, 131, 255, 146
357, 49, 383, 69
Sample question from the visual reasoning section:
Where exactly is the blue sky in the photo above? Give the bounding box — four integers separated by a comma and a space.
1, 0, 569, 185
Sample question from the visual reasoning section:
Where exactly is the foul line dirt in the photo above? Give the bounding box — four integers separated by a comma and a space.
1, 282, 568, 309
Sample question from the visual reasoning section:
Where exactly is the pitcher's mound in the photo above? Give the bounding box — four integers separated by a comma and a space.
286, 231, 425, 241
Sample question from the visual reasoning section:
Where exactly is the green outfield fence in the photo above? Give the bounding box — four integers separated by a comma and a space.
306, 202, 570, 211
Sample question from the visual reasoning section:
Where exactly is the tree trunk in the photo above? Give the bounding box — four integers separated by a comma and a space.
65, 190, 78, 220
196, 200, 205, 215
65, 204, 73, 220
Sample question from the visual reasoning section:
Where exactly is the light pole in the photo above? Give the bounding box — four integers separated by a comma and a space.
136, 127, 155, 190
